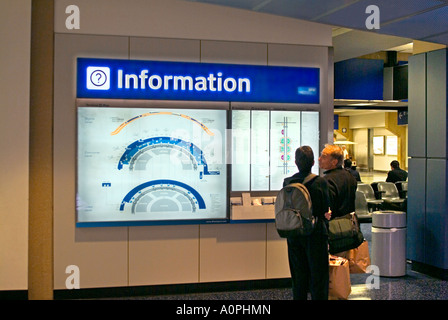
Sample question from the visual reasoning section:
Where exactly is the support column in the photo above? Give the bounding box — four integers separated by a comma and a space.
29, 0, 54, 300
408, 48, 448, 279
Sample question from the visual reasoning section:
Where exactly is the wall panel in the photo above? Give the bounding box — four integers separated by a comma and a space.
199, 223, 266, 283
426, 159, 448, 268
408, 54, 426, 158
129, 225, 200, 286
201, 41, 267, 65
53, 34, 130, 289
266, 224, 290, 279
406, 158, 426, 262
130, 37, 200, 62
0, 0, 31, 290
426, 49, 447, 158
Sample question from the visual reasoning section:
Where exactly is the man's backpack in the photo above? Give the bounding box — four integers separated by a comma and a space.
275, 174, 317, 238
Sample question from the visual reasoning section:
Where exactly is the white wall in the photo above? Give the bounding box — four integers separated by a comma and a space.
54, 0, 331, 46
0, 0, 31, 290
353, 128, 368, 169
350, 112, 385, 129
373, 128, 398, 171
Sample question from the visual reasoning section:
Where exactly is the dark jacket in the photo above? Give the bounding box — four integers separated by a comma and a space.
386, 168, 408, 183
283, 171, 330, 235
345, 167, 361, 182
323, 166, 357, 219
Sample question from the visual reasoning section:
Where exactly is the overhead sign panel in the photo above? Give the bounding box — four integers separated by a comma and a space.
77, 58, 320, 104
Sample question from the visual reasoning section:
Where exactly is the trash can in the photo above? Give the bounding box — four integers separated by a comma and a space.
371, 211, 407, 277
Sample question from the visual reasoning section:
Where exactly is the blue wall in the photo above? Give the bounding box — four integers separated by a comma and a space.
334, 58, 384, 100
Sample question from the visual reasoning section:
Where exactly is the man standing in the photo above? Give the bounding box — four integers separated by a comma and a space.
386, 160, 408, 183
344, 158, 361, 182
319, 144, 357, 219
283, 146, 331, 300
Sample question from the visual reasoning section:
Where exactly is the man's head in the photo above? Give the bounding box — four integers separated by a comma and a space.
319, 144, 343, 171
390, 160, 400, 170
344, 158, 352, 169
295, 146, 315, 172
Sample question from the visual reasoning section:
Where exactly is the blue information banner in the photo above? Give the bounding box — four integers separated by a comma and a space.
77, 58, 320, 103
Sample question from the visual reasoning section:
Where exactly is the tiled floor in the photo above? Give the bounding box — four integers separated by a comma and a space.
110, 263, 448, 300
359, 170, 387, 185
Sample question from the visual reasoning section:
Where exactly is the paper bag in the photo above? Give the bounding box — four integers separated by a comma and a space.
328, 255, 351, 300
335, 240, 371, 274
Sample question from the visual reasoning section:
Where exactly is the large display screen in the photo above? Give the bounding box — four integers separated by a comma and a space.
231, 110, 319, 191
77, 106, 227, 226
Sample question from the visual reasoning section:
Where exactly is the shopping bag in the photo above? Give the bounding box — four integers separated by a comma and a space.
335, 240, 371, 274
328, 255, 351, 300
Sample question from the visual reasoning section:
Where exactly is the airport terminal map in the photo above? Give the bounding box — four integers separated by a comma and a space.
77, 107, 227, 225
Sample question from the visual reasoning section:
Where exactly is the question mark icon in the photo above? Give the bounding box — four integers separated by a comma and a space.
86, 66, 110, 90
90, 69, 107, 87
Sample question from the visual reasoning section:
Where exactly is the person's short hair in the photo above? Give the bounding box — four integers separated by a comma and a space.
322, 144, 344, 167
344, 158, 352, 168
390, 160, 400, 169
295, 146, 314, 172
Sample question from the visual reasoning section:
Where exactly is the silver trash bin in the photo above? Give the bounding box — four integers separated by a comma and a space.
371, 211, 406, 277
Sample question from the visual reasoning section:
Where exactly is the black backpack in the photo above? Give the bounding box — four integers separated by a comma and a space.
275, 174, 317, 238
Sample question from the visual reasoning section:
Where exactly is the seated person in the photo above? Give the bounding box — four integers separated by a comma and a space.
386, 160, 408, 183
343, 159, 361, 182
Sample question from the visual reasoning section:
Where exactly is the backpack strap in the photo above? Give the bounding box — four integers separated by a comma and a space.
283, 187, 295, 209
302, 173, 318, 185
302, 173, 319, 221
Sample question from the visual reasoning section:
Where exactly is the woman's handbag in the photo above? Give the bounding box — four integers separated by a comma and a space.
328, 212, 364, 254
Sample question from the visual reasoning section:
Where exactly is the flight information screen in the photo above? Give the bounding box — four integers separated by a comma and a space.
231, 110, 319, 191
76, 106, 227, 226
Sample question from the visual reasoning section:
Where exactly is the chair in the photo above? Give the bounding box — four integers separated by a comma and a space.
377, 182, 406, 211
395, 181, 408, 199
356, 183, 384, 211
355, 191, 372, 223
370, 182, 379, 193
